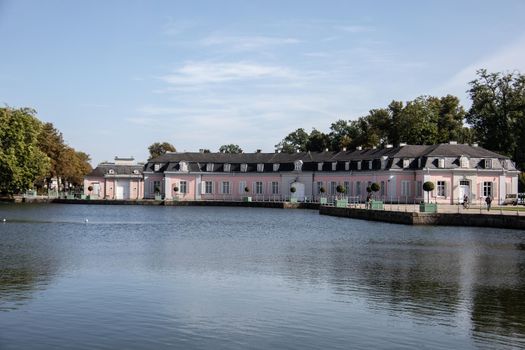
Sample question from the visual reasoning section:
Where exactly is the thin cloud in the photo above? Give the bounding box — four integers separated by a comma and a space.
336, 25, 374, 33
200, 34, 301, 51
159, 61, 294, 86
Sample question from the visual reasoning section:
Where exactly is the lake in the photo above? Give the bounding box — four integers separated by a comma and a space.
1, 203, 524, 349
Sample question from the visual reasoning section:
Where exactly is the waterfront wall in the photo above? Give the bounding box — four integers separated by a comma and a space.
319, 206, 525, 230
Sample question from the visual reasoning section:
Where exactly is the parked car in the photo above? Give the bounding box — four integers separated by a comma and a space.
502, 194, 518, 205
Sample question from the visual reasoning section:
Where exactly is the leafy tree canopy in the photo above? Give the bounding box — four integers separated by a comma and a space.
219, 144, 243, 153
148, 142, 176, 160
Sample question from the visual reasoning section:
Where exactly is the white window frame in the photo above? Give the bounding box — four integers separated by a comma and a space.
483, 182, 493, 197
484, 159, 492, 169
180, 181, 187, 194
271, 181, 279, 194
344, 181, 350, 195
239, 181, 247, 194
241, 163, 248, 172
179, 161, 188, 172
345, 162, 350, 171
255, 181, 263, 194
318, 162, 323, 171
330, 181, 337, 195
154, 164, 160, 171
403, 159, 410, 169
416, 181, 422, 197
224, 163, 231, 172
437, 181, 446, 197
380, 181, 386, 196
204, 181, 213, 194
316, 181, 323, 195
206, 163, 214, 172
332, 162, 337, 171
368, 161, 372, 170
108, 169, 115, 174
294, 160, 303, 171
357, 161, 362, 170
273, 163, 280, 172
257, 163, 264, 172
438, 158, 445, 168
401, 181, 410, 196
460, 156, 469, 168
356, 181, 361, 196
152, 180, 161, 194
222, 181, 230, 194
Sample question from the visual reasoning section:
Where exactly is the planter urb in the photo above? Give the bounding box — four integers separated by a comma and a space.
370, 200, 384, 210
290, 197, 298, 203
419, 203, 438, 213
155, 194, 162, 201
335, 199, 348, 208
243, 196, 252, 202
319, 197, 327, 205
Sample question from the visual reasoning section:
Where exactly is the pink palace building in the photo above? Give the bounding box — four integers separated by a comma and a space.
85, 143, 520, 205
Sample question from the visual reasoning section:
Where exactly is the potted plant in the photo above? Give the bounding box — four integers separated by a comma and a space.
289, 186, 298, 203
154, 185, 162, 201
369, 182, 383, 210
87, 185, 93, 200
173, 185, 179, 201
335, 184, 347, 208
243, 186, 252, 202
319, 186, 327, 204
420, 181, 437, 213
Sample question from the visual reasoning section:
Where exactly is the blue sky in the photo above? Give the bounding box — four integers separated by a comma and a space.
1, 0, 524, 165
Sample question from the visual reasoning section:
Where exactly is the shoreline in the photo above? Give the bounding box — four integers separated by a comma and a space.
2, 198, 523, 230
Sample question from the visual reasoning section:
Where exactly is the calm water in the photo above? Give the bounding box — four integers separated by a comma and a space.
1, 204, 525, 349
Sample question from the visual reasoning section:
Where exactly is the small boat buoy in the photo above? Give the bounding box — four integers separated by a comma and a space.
2, 218, 5, 223
84, 218, 88, 223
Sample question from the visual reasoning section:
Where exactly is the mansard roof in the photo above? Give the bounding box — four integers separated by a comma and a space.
86, 163, 143, 177
144, 144, 512, 172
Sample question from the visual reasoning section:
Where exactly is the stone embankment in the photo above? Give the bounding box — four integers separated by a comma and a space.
319, 206, 525, 230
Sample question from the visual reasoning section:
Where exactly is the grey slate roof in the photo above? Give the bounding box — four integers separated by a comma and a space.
86, 163, 144, 177
143, 144, 515, 173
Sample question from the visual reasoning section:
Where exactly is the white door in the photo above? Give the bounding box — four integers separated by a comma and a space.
458, 180, 470, 202
291, 182, 305, 201
92, 183, 100, 198
116, 180, 130, 199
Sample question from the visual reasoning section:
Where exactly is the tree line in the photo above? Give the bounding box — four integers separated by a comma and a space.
0, 107, 92, 195
150, 69, 524, 189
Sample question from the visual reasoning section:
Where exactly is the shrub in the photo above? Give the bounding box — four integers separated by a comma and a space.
290, 186, 296, 193
370, 182, 380, 192
366, 186, 372, 193
336, 184, 345, 193
173, 186, 179, 192
320, 187, 326, 193
87, 185, 93, 192
244, 186, 250, 193
423, 181, 435, 203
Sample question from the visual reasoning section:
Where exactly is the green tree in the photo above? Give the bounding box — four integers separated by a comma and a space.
0, 107, 50, 195
148, 142, 176, 160
436, 95, 467, 143
219, 144, 243, 153
466, 69, 525, 168
328, 120, 360, 150
397, 96, 439, 145
275, 128, 309, 153
306, 129, 331, 151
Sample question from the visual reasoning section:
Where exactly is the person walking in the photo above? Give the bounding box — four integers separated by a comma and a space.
463, 194, 469, 209
485, 195, 492, 211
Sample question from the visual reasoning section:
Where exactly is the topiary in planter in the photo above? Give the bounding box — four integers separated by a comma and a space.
87, 185, 93, 192
290, 186, 296, 193
366, 186, 372, 193
370, 182, 380, 193
336, 184, 345, 194
173, 186, 179, 193
423, 181, 435, 203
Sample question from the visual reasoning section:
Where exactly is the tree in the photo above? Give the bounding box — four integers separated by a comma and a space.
148, 142, 176, 160
219, 144, 243, 153
0, 107, 50, 195
306, 129, 331, 151
436, 95, 467, 143
467, 69, 525, 169
328, 120, 360, 150
38, 122, 67, 187
423, 181, 435, 203
275, 128, 309, 153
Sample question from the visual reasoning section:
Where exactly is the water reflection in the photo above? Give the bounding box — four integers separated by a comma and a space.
0, 204, 524, 349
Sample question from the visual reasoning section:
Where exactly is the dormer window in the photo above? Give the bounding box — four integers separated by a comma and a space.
438, 158, 445, 168
417, 158, 422, 168
179, 161, 188, 172
357, 161, 362, 170
332, 162, 337, 171
273, 163, 280, 172
294, 160, 303, 171
108, 169, 115, 174
257, 163, 264, 172
224, 163, 231, 172
241, 163, 248, 172
485, 159, 492, 169
345, 162, 350, 171
368, 161, 372, 170
460, 156, 469, 168
318, 162, 323, 171
403, 159, 410, 169
154, 164, 160, 171
133, 169, 139, 175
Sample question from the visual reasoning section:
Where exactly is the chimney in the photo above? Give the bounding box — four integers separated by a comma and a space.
199, 149, 204, 153
256, 149, 261, 153
296, 149, 300, 153
325, 148, 329, 152
356, 146, 362, 151
449, 141, 457, 145
372, 146, 377, 149
399, 142, 407, 147
386, 144, 393, 148
342, 147, 347, 151
472, 143, 479, 147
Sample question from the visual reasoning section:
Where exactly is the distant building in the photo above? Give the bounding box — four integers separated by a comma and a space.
84, 144, 520, 204
83, 157, 143, 199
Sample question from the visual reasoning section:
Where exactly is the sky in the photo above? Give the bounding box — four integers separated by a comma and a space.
1, 0, 524, 165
